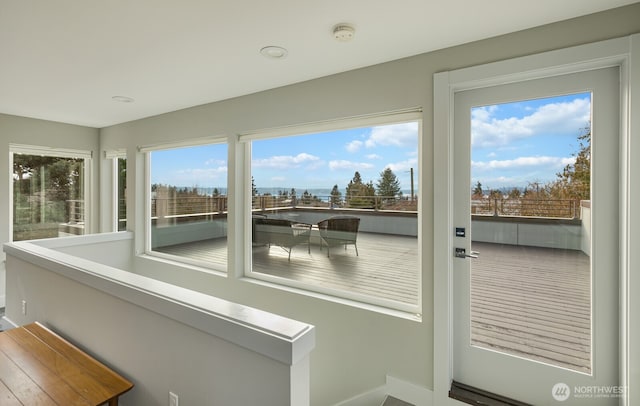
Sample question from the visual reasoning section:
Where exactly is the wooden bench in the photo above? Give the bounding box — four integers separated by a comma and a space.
0, 322, 133, 405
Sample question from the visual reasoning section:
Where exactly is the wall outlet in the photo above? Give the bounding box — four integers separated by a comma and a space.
169, 391, 179, 406
21, 300, 27, 316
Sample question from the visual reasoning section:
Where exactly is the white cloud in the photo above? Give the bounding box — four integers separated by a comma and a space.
472, 98, 590, 148
366, 154, 382, 160
472, 156, 575, 171
386, 157, 418, 173
177, 166, 228, 177
329, 160, 375, 171
365, 122, 419, 149
346, 140, 364, 153
204, 158, 226, 166
253, 153, 320, 169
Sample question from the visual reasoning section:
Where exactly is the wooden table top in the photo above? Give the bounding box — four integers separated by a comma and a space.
0, 322, 133, 405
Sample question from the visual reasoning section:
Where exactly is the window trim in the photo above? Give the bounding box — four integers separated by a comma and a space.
243, 112, 423, 315
106, 149, 126, 232
238, 108, 422, 141
9, 143, 92, 242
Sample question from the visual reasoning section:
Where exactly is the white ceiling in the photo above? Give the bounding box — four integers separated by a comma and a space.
0, 1, 636, 128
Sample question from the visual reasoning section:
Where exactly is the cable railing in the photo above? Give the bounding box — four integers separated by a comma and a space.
67, 200, 84, 224
472, 198, 582, 219
149, 195, 581, 223
251, 194, 418, 212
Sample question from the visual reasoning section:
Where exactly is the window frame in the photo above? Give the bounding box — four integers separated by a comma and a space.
240, 110, 423, 315
9, 143, 92, 242
140, 136, 229, 273
105, 149, 127, 232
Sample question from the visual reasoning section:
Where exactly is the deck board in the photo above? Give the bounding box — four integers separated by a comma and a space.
154, 236, 591, 372
471, 242, 591, 373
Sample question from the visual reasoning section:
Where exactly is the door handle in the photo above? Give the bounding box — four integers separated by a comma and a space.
455, 248, 479, 259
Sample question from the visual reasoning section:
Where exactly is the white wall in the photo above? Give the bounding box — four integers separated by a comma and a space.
0, 114, 99, 307
96, 5, 640, 404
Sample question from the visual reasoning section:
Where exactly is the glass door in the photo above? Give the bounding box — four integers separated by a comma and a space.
452, 67, 620, 405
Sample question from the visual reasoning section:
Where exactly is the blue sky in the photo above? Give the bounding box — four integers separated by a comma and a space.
151, 122, 419, 195
252, 123, 418, 193
472, 92, 591, 190
150, 144, 228, 189
150, 92, 590, 195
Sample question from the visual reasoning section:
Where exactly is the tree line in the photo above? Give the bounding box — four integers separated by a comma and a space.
251, 167, 407, 210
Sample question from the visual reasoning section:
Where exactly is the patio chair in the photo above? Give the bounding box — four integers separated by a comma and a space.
317, 216, 360, 258
253, 218, 311, 261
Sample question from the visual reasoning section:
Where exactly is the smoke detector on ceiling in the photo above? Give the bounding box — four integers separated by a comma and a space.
333, 24, 355, 42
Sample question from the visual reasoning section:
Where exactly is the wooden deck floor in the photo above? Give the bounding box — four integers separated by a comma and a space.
471, 242, 591, 373
155, 232, 420, 306
155, 237, 591, 372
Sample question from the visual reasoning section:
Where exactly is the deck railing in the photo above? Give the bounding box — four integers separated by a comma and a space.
67, 199, 85, 224
150, 195, 416, 224
251, 194, 417, 212
472, 198, 581, 219
150, 195, 584, 223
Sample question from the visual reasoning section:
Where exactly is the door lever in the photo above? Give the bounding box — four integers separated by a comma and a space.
455, 248, 479, 259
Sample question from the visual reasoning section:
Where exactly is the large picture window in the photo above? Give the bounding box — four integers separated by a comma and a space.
246, 115, 421, 312
145, 141, 228, 271
11, 145, 90, 241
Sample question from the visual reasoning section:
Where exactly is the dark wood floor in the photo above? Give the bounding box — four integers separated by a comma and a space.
154, 236, 591, 372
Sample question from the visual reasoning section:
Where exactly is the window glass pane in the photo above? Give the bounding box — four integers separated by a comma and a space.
149, 143, 228, 269
117, 157, 127, 231
250, 121, 419, 310
13, 154, 85, 241
470, 93, 592, 372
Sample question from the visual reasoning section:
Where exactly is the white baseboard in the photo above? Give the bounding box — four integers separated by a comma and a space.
332, 386, 387, 406
1, 316, 18, 329
385, 375, 433, 406
332, 376, 433, 406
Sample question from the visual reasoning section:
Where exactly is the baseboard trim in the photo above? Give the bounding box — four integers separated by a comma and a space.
386, 376, 433, 406
1, 316, 18, 329
332, 385, 387, 406
332, 376, 433, 406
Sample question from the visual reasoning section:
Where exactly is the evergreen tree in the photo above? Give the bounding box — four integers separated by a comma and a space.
330, 184, 342, 207
302, 190, 312, 204
376, 168, 401, 204
472, 181, 483, 199
346, 171, 375, 208
251, 176, 258, 197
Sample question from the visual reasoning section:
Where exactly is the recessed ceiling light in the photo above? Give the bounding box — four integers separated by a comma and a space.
112, 95, 135, 103
332, 24, 355, 42
260, 46, 288, 59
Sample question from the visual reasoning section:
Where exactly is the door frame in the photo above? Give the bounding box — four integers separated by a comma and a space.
433, 34, 639, 406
